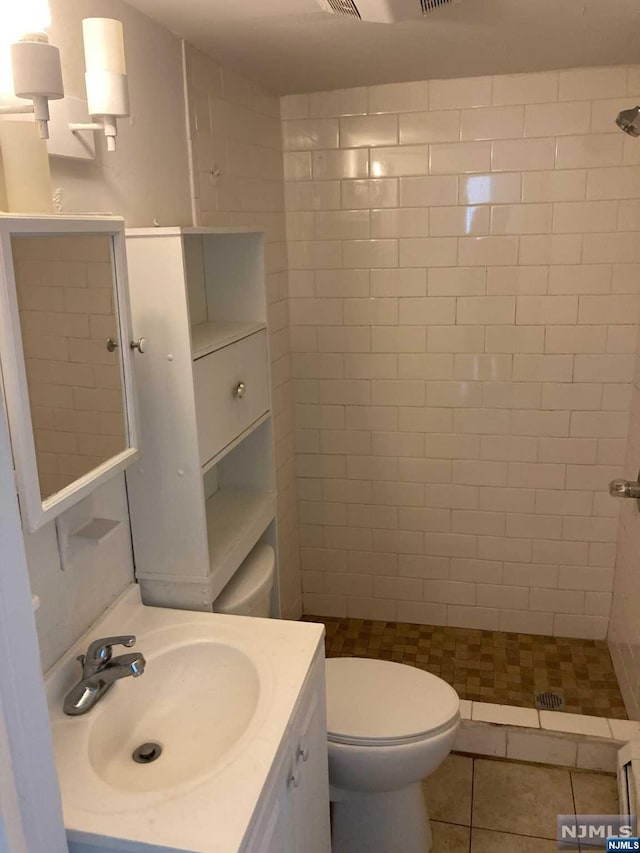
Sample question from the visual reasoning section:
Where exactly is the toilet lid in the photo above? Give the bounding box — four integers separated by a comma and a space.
325, 657, 459, 745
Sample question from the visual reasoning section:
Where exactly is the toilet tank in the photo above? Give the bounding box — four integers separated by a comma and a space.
213, 543, 275, 617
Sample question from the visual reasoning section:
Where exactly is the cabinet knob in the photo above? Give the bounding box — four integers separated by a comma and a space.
234, 381, 246, 399
106, 337, 119, 352
130, 338, 146, 354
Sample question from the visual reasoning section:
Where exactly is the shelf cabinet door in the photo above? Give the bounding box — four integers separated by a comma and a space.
194, 329, 269, 467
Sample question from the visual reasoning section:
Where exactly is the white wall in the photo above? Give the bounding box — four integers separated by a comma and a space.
283, 66, 640, 640
0, 393, 67, 851
22, 0, 193, 671
184, 45, 302, 619
48, 0, 191, 227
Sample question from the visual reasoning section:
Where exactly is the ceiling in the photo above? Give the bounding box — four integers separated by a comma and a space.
126, 0, 640, 94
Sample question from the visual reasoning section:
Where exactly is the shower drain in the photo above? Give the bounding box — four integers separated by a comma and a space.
534, 690, 566, 711
132, 742, 163, 764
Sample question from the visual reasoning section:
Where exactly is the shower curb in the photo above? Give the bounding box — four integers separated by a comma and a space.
454, 700, 640, 773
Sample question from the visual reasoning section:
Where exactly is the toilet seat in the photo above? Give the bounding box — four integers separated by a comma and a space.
325, 657, 459, 747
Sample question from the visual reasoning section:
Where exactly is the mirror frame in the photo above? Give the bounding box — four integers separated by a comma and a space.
0, 214, 140, 532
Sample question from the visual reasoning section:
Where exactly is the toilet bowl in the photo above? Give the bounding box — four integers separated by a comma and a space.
325, 657, 460, 853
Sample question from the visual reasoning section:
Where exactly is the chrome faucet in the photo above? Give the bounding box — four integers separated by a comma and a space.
63, 635, 146, 716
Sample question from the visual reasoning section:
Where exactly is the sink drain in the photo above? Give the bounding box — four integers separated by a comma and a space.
132, 742, 162, 764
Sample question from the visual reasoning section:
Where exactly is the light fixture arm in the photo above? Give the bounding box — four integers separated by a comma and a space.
0, 105, 35, 116
69, 119, 118, 152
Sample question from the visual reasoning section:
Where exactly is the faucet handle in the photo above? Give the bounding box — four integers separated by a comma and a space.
84, 635, 136, 668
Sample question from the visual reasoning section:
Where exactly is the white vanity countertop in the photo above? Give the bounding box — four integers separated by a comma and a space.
45, 585, 325, 853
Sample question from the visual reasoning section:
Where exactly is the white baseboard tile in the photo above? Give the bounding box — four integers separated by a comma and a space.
507, 729, 578, 767
609, 719, 640, 742
576, 740, 620, 773
454, 720, 507, 757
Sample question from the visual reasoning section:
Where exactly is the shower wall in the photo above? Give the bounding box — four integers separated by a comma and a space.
609, 329, 640, 717
282, 65, 640, 639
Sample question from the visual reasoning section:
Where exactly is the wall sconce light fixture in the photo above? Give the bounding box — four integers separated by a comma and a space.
0, 32, 64, 139
69, 19, 129, 152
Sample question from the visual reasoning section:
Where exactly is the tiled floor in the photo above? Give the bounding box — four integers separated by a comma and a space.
423, 754, 619, 852
305, 615, 627, 719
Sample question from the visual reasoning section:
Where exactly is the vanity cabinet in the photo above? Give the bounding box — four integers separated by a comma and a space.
52, 587, 331, 853
66, 651, 331, 853
124, 227, 279, 613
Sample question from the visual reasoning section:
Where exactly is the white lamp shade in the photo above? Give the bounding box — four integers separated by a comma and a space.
81, 18, 129, 121
82, 18, 126, 75
10, 38, 63, 100
84, 70, 129, 118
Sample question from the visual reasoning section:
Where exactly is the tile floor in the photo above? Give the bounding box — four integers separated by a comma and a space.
305, 615, 627, 719
423, 754, 619, 852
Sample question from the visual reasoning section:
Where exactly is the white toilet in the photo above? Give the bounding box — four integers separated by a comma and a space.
213, 543, 275, 617
325, 657, 460, 853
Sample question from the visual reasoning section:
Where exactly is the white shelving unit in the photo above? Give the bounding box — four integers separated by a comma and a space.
124, 226, 279, 613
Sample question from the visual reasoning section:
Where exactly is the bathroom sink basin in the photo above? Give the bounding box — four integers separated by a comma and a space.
48, 606, 272, 815
87, 641, 259, 792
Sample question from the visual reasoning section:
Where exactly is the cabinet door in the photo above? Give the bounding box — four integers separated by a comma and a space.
244, 653, 331, 853
193, 340, 237, 465
244, 746, 295, 853
0, 221, 141, 531
254, 781, 293, 853
291, 681, 332, 853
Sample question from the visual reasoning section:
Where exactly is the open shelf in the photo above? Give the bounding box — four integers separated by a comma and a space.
191, 320, 267, 360
205, 488, 275, 594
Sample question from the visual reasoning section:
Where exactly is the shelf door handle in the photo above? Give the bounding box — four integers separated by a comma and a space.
297, 739, 309, 763
130, 338, 146, 354
234, 381, 246, 399
287, 770, 301, 789
106, 337, 119, 352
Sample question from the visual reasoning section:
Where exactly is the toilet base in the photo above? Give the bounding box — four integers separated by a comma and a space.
331, 782, 432, 853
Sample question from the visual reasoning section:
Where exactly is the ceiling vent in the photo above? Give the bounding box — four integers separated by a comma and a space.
421, 0, 453, 10
323, 0, 361, 18
316, 0, 457, 23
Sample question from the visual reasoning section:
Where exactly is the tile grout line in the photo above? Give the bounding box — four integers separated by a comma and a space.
468, 756, 475, 853
569, 767, 578, 822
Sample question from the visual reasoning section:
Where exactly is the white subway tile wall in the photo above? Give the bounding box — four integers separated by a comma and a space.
283, 65, 640, 639
184, 46, 301, 618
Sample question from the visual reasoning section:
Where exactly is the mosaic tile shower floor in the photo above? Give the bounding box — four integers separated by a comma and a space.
303, 616, 627, 719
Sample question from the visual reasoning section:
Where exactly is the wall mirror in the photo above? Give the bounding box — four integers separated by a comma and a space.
0, 215, 140, 532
